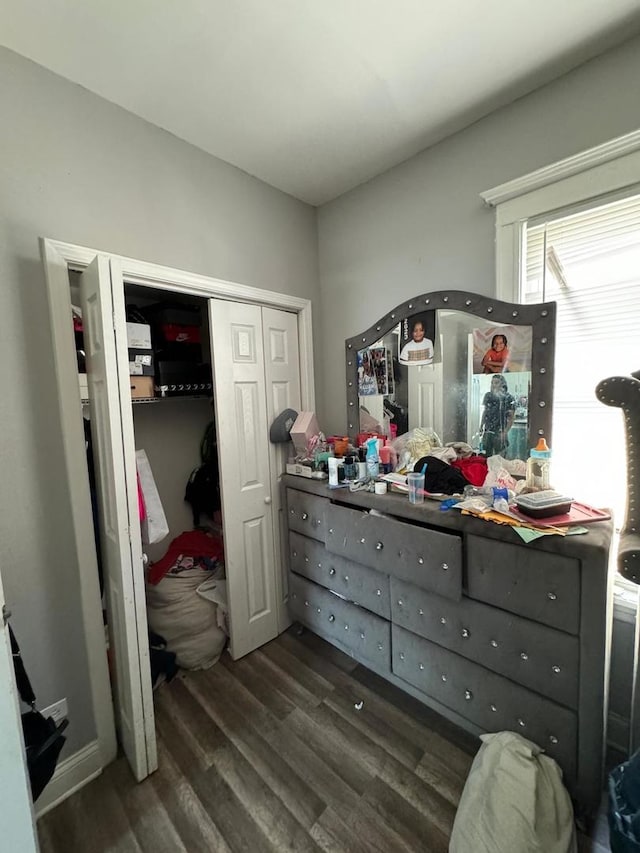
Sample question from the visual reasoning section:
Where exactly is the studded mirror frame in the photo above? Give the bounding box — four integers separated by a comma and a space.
345, 290, 557, 446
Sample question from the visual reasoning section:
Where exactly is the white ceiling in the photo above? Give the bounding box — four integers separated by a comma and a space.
3, 1, 640, 205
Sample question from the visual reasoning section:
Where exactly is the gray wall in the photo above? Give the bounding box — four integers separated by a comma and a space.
0, 47, 319, 756
317, 33, 640, 437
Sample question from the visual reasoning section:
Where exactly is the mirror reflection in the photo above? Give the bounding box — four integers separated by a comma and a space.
348, 293, 556, 463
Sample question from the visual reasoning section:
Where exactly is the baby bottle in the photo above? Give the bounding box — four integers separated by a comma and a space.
526, 438, 551, 491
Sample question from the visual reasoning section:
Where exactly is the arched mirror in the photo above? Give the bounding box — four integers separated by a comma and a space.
345, 291, 556, 461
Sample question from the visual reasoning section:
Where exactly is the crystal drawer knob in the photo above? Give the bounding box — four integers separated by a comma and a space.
360, 632, 365, 639
360, 537, 366, 544
398, 599, 403, 606
549, 735, 559, 745
440, 616, 447, 625
329, 567, 336, 575
490, 704, 497, 712
400, 652, 405, 660
418, 557, 424, 565
547, 592, 557, 601
302, 512, 308, 520
419, 663, 425, 670
377, 643, 383, 650
552, 665, 561, 674
518, 718, 526, 727
461, 628, 470, 639
328, 614, 335, 622
441, 563, 449, 571
520, 652, 529, 661
490, 639, 499, 648
304, 600, 309, 607
464, 690, 473, 701
343, 575, 349, 582
376, 541, 384, 551
441, 674, 447, 682
376, 589, 382, 596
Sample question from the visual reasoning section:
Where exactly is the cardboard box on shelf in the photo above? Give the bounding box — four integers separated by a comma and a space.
129, 375, 155, 399
290, 412, 320, 456
126, 322, 152, 350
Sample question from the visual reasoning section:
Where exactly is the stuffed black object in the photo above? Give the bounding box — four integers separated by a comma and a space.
10, 625, 68, 801
413, 455, 470, 494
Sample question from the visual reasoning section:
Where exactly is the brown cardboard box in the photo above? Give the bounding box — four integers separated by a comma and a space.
129, 375, 155, 399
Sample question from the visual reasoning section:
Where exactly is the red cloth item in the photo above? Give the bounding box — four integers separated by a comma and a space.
137, 474, 146, 522
147, 530, 223, 585
451, 455, 488, 487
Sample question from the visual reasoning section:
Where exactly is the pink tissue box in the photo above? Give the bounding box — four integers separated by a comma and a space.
290, 412, 319, 455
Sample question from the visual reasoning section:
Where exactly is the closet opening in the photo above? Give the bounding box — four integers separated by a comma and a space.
71, 270, 229, 765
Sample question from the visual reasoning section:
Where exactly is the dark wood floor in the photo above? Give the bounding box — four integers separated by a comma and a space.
38, 627, 611, 852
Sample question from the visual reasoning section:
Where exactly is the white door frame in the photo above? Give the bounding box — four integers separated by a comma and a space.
41, 236, 314, 781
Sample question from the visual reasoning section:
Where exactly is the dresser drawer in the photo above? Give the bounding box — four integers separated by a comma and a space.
326, 504, 462, 601
392, 625, 576, 783
286, 488, 328, 542
390, 578, 579, 709
289, 574, 391, 671
466, 535, 580, 635
289, 532, 390, 619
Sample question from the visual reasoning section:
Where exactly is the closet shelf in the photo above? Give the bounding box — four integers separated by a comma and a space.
81, 395, 212, 405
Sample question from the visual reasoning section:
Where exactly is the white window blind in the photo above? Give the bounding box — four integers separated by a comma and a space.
522, 192, 640, 525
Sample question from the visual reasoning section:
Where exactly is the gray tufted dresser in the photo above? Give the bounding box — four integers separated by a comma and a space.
283, 474, 614, 816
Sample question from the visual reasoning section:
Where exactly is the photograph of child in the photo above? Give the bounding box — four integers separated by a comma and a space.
472, 325, 532, 374
399, 311, 436, 366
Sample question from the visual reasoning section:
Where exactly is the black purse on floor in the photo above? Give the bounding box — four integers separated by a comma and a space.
10, 624, 69, 801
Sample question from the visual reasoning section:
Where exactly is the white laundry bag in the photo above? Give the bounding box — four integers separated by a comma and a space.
449, 731, 577, 853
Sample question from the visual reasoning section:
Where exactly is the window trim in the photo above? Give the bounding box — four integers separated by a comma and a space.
480, 129, 640, 302
481, 129, 640, 613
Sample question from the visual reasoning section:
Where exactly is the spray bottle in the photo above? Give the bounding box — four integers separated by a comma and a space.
366, 436, 379, 480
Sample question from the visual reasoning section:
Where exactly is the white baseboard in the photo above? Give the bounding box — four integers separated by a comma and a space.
35, 740, 103, 818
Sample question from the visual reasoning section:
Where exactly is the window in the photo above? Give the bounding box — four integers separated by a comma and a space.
521, 192, 640, 522
482, 131, 640, 606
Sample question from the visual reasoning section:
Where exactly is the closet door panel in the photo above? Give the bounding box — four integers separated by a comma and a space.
262, 307, 302, 633
210, 300, 278, 658
81, 256, 155, 781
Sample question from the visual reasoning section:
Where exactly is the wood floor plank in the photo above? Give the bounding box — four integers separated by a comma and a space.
310, 807, 380, 853
322, 684, 426, 770
153, 676, 226, 773
414, 750, 469, 807
286, 705, 376, 795
190, 760, 282, 853
37, 629, 609, 853
219, 650, 298, 719
182, 666, 327, 830
109, 758, 189, 853
279, 627, 360, 690
150, 739, 232, 853
359, 777, 450, 853
259, 634, 337, 699
38, 765, 144, 853
209, 740, 323, 853
184, 657, 363, 824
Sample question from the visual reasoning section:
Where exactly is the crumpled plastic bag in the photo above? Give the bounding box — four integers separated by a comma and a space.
391, 427, 442, 471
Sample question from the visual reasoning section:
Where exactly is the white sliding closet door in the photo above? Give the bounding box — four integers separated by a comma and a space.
81, 256, 156, 781
262, 307, 301, 633
210, 300, 290, 659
